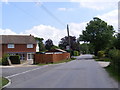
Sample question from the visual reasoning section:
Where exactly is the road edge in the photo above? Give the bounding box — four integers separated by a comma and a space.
2, 77, 11, 89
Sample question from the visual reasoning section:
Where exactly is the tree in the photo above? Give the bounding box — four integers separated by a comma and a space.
35, 37, 45, 52
80, 43, 89, 54
114, 33, 120, 50
45, 39, 54, 50
51, 45, 59, 49
79, 17, 114, 55
59, 36, 80, 51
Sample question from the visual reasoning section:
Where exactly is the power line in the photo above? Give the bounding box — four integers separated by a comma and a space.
40, 4, 66, 27
10, 3, 41, 23
11, 2, 66, 28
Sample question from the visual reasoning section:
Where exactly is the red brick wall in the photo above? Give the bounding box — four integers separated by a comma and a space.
34, 53, 70, 64
2, 44, 36, 57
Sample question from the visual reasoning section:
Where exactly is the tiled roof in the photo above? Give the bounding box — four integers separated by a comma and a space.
0, 35, 36, 44
46, 49, 67, 53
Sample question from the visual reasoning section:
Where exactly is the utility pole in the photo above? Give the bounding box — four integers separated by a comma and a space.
67, 24, 71, 57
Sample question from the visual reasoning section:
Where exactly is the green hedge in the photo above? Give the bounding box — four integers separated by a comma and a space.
108, 49, 120, 72
1, 55, 20, 65
1, 54, 9, 65
73, 51, 79, 56
9, 55, 20, 64
97, 51, 105, 58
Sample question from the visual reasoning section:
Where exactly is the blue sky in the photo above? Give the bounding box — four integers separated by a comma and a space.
0, 0, 119, 45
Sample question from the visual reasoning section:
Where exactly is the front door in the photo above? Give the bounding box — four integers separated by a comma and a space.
27, 53, 33, 60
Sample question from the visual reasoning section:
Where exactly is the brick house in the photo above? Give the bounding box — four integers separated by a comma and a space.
0, 35, 36, 60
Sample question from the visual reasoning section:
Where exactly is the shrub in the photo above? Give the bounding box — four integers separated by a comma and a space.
9, 55, 20, 64
73, 51, 79, 56
2, 54, 9, 65
108, 49, 120, 71
97, 51, 105, 58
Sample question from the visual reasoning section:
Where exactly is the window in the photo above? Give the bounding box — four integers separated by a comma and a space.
8, 44, 14, 48
27, 44, 33, 48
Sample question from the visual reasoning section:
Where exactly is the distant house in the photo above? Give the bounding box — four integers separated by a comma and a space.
0, 35, 36, 60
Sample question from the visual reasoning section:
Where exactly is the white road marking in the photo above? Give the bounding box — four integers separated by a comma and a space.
5, 65, 50, 78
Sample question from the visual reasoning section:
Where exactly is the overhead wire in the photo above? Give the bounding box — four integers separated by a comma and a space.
10, 2, 66, 28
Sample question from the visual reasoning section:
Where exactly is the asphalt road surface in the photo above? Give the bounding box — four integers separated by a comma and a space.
2, 54, 119, 88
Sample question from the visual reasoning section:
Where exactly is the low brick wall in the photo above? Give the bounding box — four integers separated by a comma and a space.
34, 53, 70, 64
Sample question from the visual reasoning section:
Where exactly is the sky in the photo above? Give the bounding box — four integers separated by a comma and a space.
0, 0, 119, 45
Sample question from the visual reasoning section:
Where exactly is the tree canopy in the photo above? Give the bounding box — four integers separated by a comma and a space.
45, 39, 54, 50
35, 37, 45, 52
79, 17, 115, 55
59, 36, 80, 51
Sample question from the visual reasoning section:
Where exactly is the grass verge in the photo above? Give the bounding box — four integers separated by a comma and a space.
0, 77, 9, 89
105, 65, 120, 82
93, 56, 111, 62
38, 57, 76, 66
95, 58, 111, 62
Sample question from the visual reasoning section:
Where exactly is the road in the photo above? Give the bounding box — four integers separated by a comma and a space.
2, 54, 119, 88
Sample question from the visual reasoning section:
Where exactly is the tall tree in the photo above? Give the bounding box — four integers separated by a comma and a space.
79, 17, 114, 55
114, 33, 120, 50
35, 37, 45, 51
59, 36, 80, 51
45, 39, 54, 50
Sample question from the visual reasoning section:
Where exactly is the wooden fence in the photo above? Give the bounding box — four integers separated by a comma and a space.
34, 53, 70, 64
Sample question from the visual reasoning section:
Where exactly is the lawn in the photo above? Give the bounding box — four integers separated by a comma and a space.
0, 77, 9, 89
93, 56, 111, 62
95, 58, 111, 62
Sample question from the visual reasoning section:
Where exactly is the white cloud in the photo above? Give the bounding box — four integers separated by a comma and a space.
70, 0, 119, 10
58, 8, 73, 11
23, 23, 88, 45
0, 28, 17, 35
69, 22, 87, 37
22, 25, 67, 45
1, 8, 118, 45
97, 9, 118, 31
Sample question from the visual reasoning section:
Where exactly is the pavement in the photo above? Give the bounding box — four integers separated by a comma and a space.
2, 54, 119, 88
97, 61, 110, 67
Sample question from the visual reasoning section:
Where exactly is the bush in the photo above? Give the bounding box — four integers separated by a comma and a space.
1, 54, 9, 65
73, 51, 79, 56
97, 51, 105, 58
108, 49, 120, 71
9, 55, 20, 64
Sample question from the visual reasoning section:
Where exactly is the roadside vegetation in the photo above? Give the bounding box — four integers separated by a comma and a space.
0, 77, 9, 89
0, 54, 20, 66
79, 17, 120, 82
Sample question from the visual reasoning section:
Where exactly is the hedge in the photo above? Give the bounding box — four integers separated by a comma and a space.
1, 55, 20, 65
73, 51, 79, 56
9, 55, 20, 64
108, 49, 120, 72
1, 54, 9, 65
97, 51, 105, 58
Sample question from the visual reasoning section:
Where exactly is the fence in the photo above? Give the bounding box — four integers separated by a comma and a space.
34, 53, 70, 64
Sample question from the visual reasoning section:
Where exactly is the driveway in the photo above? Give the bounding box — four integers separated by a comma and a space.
2, 54, 119, 88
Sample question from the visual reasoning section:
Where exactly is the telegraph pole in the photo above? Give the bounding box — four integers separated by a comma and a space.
67, 24, 71, 57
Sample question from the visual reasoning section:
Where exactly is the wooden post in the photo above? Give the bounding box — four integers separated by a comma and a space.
67, 24, 71, 57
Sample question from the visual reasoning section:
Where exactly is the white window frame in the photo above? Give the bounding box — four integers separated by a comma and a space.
8, 44, 15, 48
27, 53, 34, 60
27, 44, 33, 48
